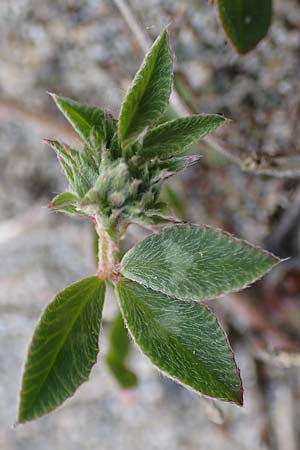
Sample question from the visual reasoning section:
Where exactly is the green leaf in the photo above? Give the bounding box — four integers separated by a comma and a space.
50, 94, 108, 144
44, 139, 78, 187
105, 312, 138, 389
131, 213, 177, 229
116, 280, 242, 404
118, 30, 173, 147
50, 192, 80, 208
140, 115, 226, 159
121, 224, 280, 301
157, 155, 202, 173
151, 155, 202, 183
18, 276, 105, 423
48, 192, 86, 216
162, 184, 186, 219
52, 204, 85, 216
46, 138, 98, 198
218, 0, 272, 54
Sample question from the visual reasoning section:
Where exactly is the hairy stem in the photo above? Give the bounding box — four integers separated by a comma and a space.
96, 219, 121, 281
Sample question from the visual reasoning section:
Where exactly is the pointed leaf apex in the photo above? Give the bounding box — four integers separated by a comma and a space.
47, 91, 57, 100
186, 155, 203, 164
43, 138, 54, 146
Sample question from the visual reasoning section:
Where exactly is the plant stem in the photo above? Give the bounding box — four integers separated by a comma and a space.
95, 218, 121, 282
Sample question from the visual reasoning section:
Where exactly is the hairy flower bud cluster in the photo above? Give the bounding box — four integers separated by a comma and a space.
47, 129, 173, 235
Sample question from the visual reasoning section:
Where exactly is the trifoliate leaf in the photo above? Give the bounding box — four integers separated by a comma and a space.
118, 30, 173, 147
218, 0, 272, 54
140, 115, 226, 159
121, 224, 280, 301
18, 276, 105, 423
117, 280, 242, 404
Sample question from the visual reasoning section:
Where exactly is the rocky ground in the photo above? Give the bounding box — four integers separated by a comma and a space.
1, 1, 300, 449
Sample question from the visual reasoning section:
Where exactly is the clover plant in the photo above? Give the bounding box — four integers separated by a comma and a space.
17, 30, 280, 423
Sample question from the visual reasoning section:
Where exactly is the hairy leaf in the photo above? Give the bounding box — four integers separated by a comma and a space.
118, 30, 173, 147
156, 155, 202, 173
105, 312, 137, 388
50, 94, 105, 141
50, 192, 80, 208
151, 155, 202, 183
49, 192, 85, 216
218, 0, 272, 54
140, 115, 226, 159
46, 138, 98, 198
44, 139, 78, 187
18, 276, 105, 423
162, 185, 186, 219
117, 280, 242, 404
121, 224, 280, 301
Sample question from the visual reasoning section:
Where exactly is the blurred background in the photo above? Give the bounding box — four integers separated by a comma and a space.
1, 0, 300, 449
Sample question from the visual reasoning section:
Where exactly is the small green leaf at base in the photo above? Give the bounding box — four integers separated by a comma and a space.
49, 191, 86, 216
49, 192, 80, 209
217, 0, 272, 54
121, 224, 280, 301
18, 276, 105, 423
116, 280, 242, 404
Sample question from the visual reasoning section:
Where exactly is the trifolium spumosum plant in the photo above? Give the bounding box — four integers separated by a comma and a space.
17, 30, 280, 423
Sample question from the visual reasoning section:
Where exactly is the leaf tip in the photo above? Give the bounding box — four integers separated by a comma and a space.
235, 373, 244, 407
15, 414, 24, 426
42, 138, 52, 145
214, 114, 230, 127
43, 139, 58, 153
154, 26, 169, 41
238, 391, 244, 407
47, 91, 58, 102
15, 400, 30, 425
223, 116, 232, 124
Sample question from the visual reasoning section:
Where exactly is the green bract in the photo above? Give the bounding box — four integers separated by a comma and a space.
18, 29, 281, 423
